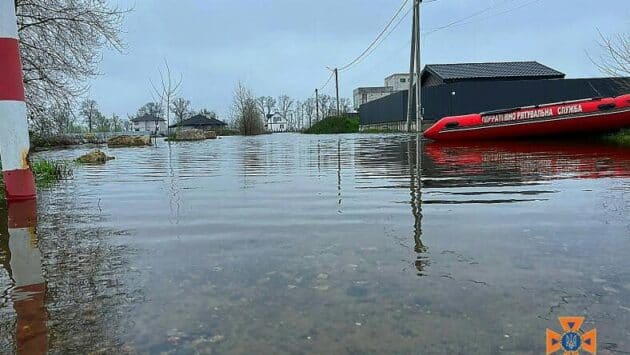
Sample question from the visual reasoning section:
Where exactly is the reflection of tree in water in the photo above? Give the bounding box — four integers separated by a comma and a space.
0, 194, 143, 353
239, 138, 265, 187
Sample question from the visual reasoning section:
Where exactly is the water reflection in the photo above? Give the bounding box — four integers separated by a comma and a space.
0, 200, 47, 355
0, 134, 627, 353
425, 140, 630, 181
410, 136, 427, 275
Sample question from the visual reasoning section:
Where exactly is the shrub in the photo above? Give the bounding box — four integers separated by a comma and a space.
304, 115, 359, 134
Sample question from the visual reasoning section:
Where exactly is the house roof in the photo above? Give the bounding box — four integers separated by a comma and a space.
422, 61, 565, 83
169, 114, 227, 128
131, 114, 165, 123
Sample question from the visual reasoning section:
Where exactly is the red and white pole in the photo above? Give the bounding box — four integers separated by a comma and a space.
0, 0, 36, 201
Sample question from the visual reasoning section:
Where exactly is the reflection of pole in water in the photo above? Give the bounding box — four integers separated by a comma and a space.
337, 140, 342, 211
4, 200, 48, 355
409, 135, 426, 274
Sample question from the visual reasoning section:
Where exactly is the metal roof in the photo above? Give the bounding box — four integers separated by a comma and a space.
422, 61, 565, 82
169, 114, 227, 128
131, 114, 165, 123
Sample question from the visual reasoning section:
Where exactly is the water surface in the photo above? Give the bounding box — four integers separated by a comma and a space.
1, 134, 629, 354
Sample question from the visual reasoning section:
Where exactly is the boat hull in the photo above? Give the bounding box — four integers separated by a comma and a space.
424, 94, 630, 141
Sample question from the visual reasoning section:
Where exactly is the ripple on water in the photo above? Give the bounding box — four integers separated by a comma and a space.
0, 134, 628, 353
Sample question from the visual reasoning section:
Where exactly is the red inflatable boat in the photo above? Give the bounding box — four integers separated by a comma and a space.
423, 94, 630, 141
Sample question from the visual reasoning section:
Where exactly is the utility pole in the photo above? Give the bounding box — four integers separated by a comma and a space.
315, 88, 319, 124
415, 0, 423, 131
405, 0, 418, 132
334, 68, 340, 116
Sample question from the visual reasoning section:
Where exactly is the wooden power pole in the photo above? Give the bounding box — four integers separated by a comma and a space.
315, 88, 319, 124
406, 1, 418, 132
415, 0, 423, 131
334, 68, 340, 116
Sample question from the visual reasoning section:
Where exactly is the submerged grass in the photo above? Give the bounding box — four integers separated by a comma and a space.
602, 129, 630, 147
31, 159, 74, 187
304, 115, 359, 134
0, 159, 73, 199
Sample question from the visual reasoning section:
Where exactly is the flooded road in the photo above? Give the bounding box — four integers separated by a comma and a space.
1, 133, 629, 354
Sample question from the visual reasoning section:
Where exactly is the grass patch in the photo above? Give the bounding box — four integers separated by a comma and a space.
602, 129, 630, 147
304, 115, 359, 134
31, 159, 74, 187
0, 159, 73, 199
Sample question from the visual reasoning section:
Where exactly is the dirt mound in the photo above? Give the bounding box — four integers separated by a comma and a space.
108, 135, 152, 147
76, 150, 115, 164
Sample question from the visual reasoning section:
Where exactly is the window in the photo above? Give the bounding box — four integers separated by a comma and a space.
280, 124, 285, 130
362, 93, 367, 103
400, 78, 406, 83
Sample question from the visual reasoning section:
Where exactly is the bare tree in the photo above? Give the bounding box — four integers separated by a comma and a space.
110, 113, 122, 132
319, 94, 333, 119
151, 60, 182, 136
49, 103, 76, 135
171, 98, 191, 125
277, 95, 294, 127
136, 102, 163, 118
94, 112, 110, 132
295, 100, 303, 130
302, 98, 316, 128
79, 99, 99, 132
232, 82, 263, 136
589, 30, 630, 78
339, 98, 352, 114
15, 0, 128, 121
196, 108, 218, 119
256, 96, 276, 119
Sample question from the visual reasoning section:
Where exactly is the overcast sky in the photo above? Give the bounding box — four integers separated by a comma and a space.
88, 0, 629, 120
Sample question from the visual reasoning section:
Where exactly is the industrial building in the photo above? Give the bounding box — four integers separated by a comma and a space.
353, 73, 416, 110
358, 61, 630, 131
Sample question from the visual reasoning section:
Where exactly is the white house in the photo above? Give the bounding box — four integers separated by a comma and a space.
131, 114, 166, 134
265, 113, 288, 132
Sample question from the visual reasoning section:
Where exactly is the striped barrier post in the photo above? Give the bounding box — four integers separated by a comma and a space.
0, 0, 36, 201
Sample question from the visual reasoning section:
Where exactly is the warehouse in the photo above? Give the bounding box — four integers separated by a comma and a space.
358, 61, 630, 131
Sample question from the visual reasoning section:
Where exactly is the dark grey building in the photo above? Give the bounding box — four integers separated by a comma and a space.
359, 61, 630, 129
421, 61, 565, 87
169, 114, 227, 131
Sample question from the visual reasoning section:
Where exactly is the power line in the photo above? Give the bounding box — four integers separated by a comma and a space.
319, 70, 335, 91
362, 0, 542, 72
440, 0, 541, 31
336, 0, 411, 72
422, 0, 533, 36
340, 6, 413, 72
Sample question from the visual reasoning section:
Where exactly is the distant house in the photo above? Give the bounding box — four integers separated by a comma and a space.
265, 113, 288, 132
131, 114, 166, 134
169, 114, 228, 131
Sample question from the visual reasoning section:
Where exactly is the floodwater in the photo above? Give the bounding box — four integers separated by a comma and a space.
1, 133, 629, 354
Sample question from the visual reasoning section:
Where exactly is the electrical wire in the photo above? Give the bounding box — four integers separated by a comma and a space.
340, 6, 413, 72
438, 0, 541, 32
319, 70, 335, 91
362, 0, 542, 73
336, 0, 411, 72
